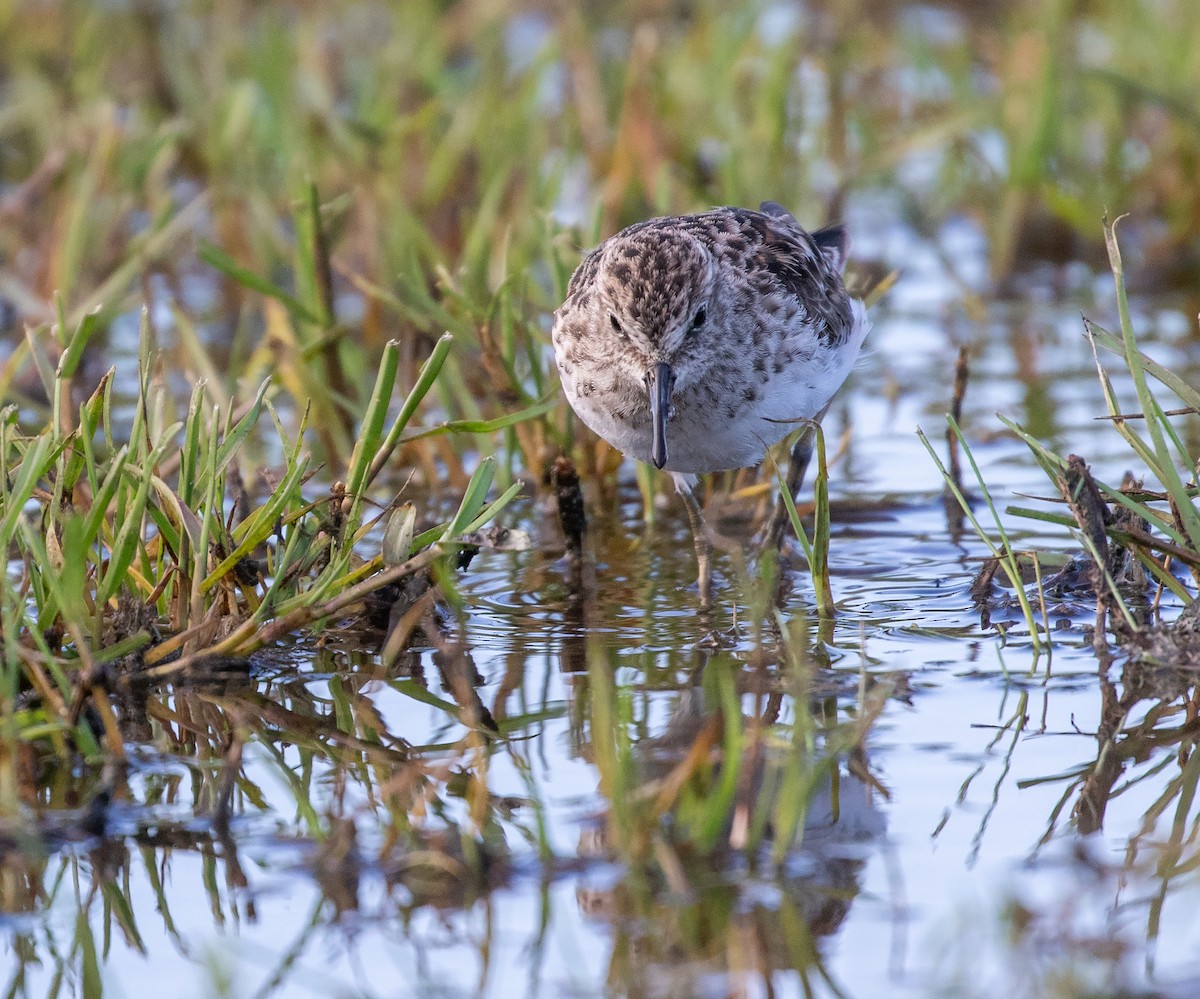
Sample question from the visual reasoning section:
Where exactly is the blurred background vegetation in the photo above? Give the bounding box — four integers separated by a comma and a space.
2, 0, 1198, 482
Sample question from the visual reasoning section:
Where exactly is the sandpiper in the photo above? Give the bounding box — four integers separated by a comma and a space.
551, 201, 870, 605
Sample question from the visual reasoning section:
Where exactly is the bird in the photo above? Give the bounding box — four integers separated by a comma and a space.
551, 201, 870, 606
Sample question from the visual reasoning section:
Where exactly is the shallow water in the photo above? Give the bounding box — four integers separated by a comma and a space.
6, 223, 1200, 999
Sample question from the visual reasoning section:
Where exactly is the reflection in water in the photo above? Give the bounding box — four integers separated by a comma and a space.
575, 750, 885, 994
5, 489, 1200, 997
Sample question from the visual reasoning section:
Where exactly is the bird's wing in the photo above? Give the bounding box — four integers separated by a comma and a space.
759, 201, 848, 274
740, 209, 855, 343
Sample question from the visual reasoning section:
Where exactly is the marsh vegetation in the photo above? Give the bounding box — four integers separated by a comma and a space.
1, 1, 1199, 996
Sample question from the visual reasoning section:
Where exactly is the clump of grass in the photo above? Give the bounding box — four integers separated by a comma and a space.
1004, 219, 1199, 626
926, 217, 1199, 652
0, 305, 528, 791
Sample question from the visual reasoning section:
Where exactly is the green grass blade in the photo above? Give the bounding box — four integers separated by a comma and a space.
199, 241, 321, 325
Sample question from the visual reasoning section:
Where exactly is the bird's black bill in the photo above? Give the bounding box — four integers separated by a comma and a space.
646, 361, 675, 470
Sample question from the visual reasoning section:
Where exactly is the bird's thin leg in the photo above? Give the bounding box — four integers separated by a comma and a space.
762, 404, 831, 555
672, 474, 713, 610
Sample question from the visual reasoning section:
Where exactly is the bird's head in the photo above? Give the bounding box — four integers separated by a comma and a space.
594, 229, 716, 468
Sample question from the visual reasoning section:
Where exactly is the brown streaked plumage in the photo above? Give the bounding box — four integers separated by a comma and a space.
551, 201, 870, 604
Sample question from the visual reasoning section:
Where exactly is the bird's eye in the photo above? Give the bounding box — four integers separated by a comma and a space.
609, 314, 624, 335
689, 307, 707, 332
